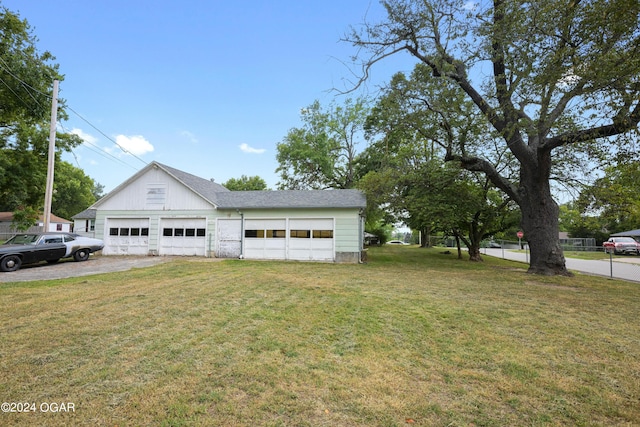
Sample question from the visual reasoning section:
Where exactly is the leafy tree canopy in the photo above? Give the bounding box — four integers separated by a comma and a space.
346, 0, 640, 275
1, 6, 89, 226
276, 98, 369, 190
222, 175, 268, 191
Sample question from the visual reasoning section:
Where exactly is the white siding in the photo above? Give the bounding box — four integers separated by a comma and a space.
97, 167, 213, 211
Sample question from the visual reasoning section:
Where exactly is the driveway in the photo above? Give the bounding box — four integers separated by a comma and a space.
0, 255, 174, 283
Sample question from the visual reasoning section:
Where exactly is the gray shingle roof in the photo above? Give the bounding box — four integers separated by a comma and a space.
214, 189, 366, 209
71, 208, 97, 220
158, 163, 229, 204
92, 162, 366, 210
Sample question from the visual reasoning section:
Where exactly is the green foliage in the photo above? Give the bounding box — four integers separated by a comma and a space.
347, 0, 640, 274
576, 161, 640, 235
276, 98, 369, 190
558, 203, 609, 245
0, 7, 61, 128
10, 205, 39, 231
52, 161, 98, 219
222, 175, 268, 191
0, 6, 91, 220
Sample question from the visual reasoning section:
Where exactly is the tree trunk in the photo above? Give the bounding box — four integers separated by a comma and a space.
467, 244, 483, 262
454, 234, 463, 259
519, 164, 571, 276
467, 216, 484, 262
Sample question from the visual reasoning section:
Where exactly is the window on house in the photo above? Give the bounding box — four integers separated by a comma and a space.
244, 229, 265, 238
174, 228, 184, 237
131, 228, 140, 236
267, 229, 286, 238
196, 228, 205, 237
141, 228, 149, 236
186, 228, 195, 237
313, 230, 333, 239
290, 230, 310, 238
119, 228, 130, 236
109, 228, 119, 236
163, 228, 173, 237
56, 223, 63, 231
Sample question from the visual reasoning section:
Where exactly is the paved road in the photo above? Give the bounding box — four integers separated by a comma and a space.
482, 248, 640, 282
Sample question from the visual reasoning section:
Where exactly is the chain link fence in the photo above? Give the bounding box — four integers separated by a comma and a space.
482, 239, 640, 283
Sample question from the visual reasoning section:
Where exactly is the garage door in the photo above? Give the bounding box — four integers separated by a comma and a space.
159, 218, 206, 256
216, 219, 241, 258
244, 219, 287, 260
104, 218, 150, 255
288, 219, 334, 261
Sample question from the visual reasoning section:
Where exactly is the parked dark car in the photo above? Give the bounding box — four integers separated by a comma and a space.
0, 233, 104, 272
603, 237, 639, 255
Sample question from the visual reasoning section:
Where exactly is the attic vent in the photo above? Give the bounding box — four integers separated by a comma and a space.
146, 184, 166, 208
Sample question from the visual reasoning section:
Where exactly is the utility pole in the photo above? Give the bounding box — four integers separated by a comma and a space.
43, 79, 59, 232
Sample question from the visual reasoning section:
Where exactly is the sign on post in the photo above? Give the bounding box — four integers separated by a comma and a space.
517, 230, 524, 250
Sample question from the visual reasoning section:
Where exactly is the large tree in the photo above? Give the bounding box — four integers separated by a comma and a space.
347, 0, 640, 275
276, 98, 369, 190
0, 6, 84, 225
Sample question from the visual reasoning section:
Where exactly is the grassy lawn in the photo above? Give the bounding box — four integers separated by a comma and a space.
1, 246, 639, 426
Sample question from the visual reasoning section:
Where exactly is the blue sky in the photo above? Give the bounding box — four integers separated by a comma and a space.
4, 0, 417, 192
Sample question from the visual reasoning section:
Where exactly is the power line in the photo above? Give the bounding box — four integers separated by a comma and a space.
62, 103, 149, 166
1, 57, 148, 167
56, 122, 140, 171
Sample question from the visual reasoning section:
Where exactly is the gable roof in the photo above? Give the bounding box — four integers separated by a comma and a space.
91, 162, 365, 210
215, 189, 366, 209
158, 163, 229, 203
92, 161, 229, 208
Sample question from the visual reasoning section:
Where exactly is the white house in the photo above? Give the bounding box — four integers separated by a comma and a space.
83, 162, 367, 263
0, 212, 72, 239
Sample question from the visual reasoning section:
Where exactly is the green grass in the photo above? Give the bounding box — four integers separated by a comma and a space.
1, 246, 639, 426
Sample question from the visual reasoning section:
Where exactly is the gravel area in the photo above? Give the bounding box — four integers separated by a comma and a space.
0, 255, 174, 283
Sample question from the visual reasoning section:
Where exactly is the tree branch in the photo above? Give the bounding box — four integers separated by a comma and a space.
445, 151, 520, 203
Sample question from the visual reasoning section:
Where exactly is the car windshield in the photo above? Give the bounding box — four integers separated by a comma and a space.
615, 237, 636, 242
4, 234, 39, 245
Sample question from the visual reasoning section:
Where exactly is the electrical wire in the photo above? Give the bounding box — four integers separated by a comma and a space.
56, 122, 140, 170
62, 103, 148, 166
1, 57, 148, 167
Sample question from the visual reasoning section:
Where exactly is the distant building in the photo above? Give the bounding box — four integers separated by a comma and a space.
0, 212, 72, 239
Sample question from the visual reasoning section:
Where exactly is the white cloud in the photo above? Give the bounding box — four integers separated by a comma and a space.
462, 1, 477, 11
113, 134, 154, 156
179, 130, 198, 144
239, 143, 266, 154
70, 128, 98, 145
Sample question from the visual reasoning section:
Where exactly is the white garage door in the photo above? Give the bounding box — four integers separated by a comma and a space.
216, 219, 241, 258
244, 219, 287, 260
159, 218, 206, 256
104, 218, 150, 255
288, 219, 334, 261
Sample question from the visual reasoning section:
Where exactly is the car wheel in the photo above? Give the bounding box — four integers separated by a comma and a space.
1, 255, 22, 272
73, 249, 90, 262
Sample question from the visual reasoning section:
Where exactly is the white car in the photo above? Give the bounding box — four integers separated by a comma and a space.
386, 240, 408, 245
